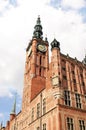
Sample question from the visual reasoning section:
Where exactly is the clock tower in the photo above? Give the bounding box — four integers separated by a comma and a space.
22, 16, 49, 110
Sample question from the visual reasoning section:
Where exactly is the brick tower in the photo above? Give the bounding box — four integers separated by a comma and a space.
22, 16, 49, 110
1, 16, 86, 130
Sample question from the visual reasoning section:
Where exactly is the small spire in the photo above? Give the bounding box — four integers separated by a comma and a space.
67, 54, 69, 58
36, 15, 41, 25
45, 34, 48, 43
45, 37, 48, 42
82, 54, 86, 65
0, 122, 3, 129
75, 57, 77, 62
33, 16, 43, 39
10, 94, 16, 115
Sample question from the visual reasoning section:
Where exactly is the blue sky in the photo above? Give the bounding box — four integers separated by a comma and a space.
0, 0, 86, 126
0, 0, 17, 16
9, 0, 17, 6
0, 94, 21, 124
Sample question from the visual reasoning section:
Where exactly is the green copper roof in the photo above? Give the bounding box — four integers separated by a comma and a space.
36, 15, 41, 25
33, 16, 43, 39
51, 38, 60, 50
10, 96, 16, 115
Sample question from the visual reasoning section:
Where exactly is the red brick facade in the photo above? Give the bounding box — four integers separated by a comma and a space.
1, 17, 86, 130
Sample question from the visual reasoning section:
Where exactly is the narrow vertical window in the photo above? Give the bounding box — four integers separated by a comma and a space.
40, 56, 42, 66
43, 98, 46, 114
75, 93, 81, 109
37, 127, 40, 130
37, 103, 40, 118
43, 123, 46, 130
39, 56, 42, 76
85, 95, 86, 101
39, 67, 41, 76
64, 90, 71, 106
31, 107, 34, 122
43, 57, 45, 67
67, 117, 74, 130
79, 120, 85, 130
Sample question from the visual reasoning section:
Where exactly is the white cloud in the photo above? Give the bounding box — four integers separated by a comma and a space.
0, 86, 13, 98
0, 0, 86, 98
0, 0, 17, 14
0, 113, 4, 118
0, 0, 8, 13
61, 0, 86, 10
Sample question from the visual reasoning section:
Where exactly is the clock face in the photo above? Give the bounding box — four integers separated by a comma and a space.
37, 44, 47, 52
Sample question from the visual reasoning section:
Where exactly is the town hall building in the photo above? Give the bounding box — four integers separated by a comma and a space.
0, 16, 86, 130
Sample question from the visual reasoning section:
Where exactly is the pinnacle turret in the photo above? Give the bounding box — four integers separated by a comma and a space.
82, 54, 86, 65
51, 38, 60, 50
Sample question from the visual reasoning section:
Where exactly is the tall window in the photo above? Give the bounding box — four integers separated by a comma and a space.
40, 56, 42, 65
31, 107, 34, 122
39, 56, 42, 76
79, 120, 85, 130
43, 123, 46, 130
63, 75, 67, 80
39, 67, 41, 76
37, 127, 40, 130
67, 117, 74, 130
64, 90, 71, 106
43, 98, 46, 114
85, 95, 86, 101
37, 103, 40, 118
75, 93, 81, 109
62, 67, 66, 71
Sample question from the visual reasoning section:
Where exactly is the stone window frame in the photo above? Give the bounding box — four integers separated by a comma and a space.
64, 90, 71, 106
43, 98, 46, 115
79, 120, 85, 130
37, 103, 40, 118
75, 93, 82, 109
37, 126, 40, 130
43, 123, 46, 130
31, 107, 34, 122
66, 117, 74, 130
63, 75, 67, 80
85, 95, 86, 101
62, 66, 66, 71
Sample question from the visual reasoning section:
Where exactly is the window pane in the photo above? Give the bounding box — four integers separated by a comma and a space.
64, 91, 71, 106
37, 103, 40, 118
67, 117, 74, 130
79, 120, 85, 130
43, 98, 46, 114
75, 94, 81, 109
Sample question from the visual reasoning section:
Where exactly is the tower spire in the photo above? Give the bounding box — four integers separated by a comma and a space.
33, 16, 43, 39
10, 95, 16, 115
0, 122, 3, 129
10, 94, 16, 121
